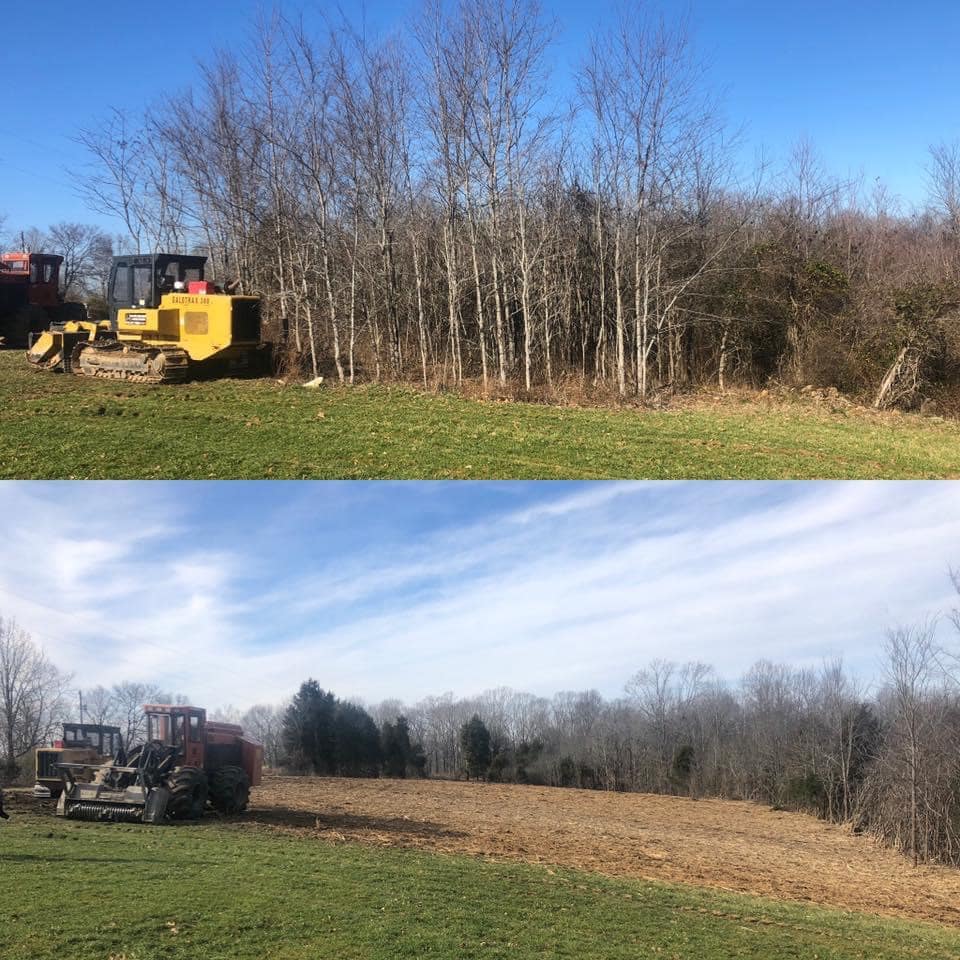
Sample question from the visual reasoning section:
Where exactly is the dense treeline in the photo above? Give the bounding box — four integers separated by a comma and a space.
72, 2, 960, 410
366, 626, 960, 867
266, 620, 960, 868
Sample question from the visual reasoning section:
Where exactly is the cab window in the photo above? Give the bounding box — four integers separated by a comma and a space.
189, 715, 201, 742
132, 265, 152, 304
148, 714, 170, 743
158, 261, 179, 293
112, 266, 130, 302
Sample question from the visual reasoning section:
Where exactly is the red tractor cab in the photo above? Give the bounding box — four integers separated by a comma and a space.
0, 252, 85, 347
0, 252, 64, 308
142, 704, 263, 815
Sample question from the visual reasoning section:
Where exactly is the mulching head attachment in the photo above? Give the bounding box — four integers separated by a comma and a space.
63, 798, 147, 823
56, 761, 170, 824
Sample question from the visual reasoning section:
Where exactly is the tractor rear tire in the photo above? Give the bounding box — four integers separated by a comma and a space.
165, 766, 208, 820
208, 765, 250, 814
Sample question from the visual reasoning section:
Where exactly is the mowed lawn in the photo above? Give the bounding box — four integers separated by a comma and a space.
1, 813, 958, 960
3, 352, 960, 479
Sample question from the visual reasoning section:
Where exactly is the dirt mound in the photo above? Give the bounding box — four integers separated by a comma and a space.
246, 775, 960, 926
1, 788, 55, 816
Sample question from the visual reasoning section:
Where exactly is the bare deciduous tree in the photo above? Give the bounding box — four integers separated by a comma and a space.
46, 222, 113, 298
64, 5, 960, 407
879, 622, 945, 865
0, 618, 71, 779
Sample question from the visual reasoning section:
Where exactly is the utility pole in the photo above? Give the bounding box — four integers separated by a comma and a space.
78, 689, 84, 726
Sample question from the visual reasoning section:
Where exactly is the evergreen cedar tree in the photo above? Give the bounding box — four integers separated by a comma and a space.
460, 714, 492, 780
382, 716, 427, 778
281, 679, 425, 778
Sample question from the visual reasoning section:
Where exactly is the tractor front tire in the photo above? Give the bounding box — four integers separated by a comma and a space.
165, 766, 208, 820
208, 765, 251, 814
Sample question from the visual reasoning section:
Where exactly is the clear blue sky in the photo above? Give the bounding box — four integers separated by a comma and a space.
0, 481, 957, 711
2, 1, 959, 238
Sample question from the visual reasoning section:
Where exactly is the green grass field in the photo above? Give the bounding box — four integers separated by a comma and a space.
1, 812, 957, 960
3, 352, 960, 479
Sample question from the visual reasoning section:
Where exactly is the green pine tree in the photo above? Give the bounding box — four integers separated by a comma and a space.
460, 714, 492, 780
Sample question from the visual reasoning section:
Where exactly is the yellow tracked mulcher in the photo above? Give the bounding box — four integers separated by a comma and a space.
27, 254, 266, 383
34, 723, 124, 798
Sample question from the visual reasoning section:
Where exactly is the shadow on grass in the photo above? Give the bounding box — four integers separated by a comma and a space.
245, 806, 468, 841
0, 853, 169, 864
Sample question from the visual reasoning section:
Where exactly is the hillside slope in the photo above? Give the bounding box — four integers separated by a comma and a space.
247, 775, 960, 925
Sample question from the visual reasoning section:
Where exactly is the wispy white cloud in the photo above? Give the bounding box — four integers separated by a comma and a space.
0, 483, 251, 697
504, 481, 661, 525
0, 481, 957, 710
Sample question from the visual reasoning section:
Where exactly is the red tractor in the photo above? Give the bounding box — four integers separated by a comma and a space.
56, 704, 263, 823
0, 252, 85, 347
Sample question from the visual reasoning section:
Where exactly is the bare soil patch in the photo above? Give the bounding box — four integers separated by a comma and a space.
247, 775, 960, 926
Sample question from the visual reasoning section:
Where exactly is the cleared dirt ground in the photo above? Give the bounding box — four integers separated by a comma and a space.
246, 775, 960, 926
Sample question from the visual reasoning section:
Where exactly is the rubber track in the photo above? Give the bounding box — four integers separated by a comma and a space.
72, 341, 190, 384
